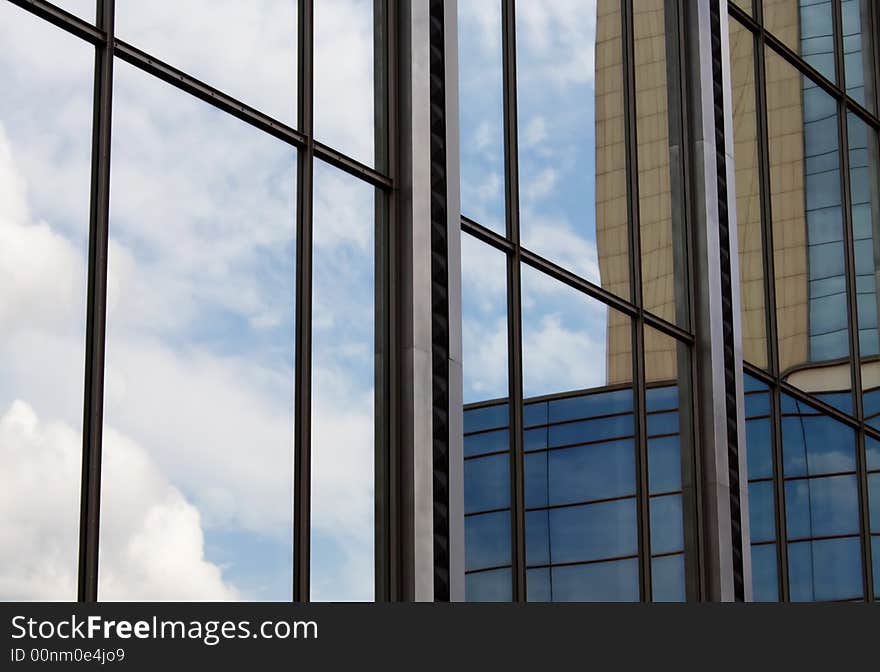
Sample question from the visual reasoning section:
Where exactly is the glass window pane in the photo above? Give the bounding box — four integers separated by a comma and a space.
766, 49, 853, 415
788, 537, 863, 601
746, 417, 774, 480
551, 559, 640, 602
634, 0, 688, 327
649, 435, 683, 494
749, 480, 777, 543
868, 436, 880, 471
464, 428, 509, 458
781, 396, 856, 477
116, 1, 297, 127
751, 543, 780, 602
0, 4, 93, 600
785, 475, 860, 539
524, 451, 548, 509
764, 0, 836, 82
310, 160, 374, 601
465, 511, 511, 571
464, 454, 510, 514
869, 473, 879, 533
526, 509, 550, 567
549, 499, 638, 564
463, 403, 509, 434
842, 0, 876, 110
462, 234, 509, 405
547, 440, 636, 505
314, 0, 375, 166
102, 61, 296, 601
730, 0, 752, 15
652, 553, 685, 602
52, 0, 94, 22
526, 568, 552, 602
458, 0, 505, 233
649, 494, 684, 555
515, 0, 631, 300
466, 568, 512, 602
873, 537, 880, 597
730, 16, 769, 369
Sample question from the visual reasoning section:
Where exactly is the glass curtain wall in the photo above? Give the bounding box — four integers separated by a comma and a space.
729, 0, 879, 602
0, 0, 392, 602
459, 0, 697, 602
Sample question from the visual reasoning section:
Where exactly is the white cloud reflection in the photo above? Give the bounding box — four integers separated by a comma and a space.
0, 1, 378, 602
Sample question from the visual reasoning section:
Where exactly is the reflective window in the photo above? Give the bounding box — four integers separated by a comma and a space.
52, 0, 94, 22
310, 160, 375, 601
465, 511, 511, 572
551, 559, 640, 602
788, 537, 863, 601
730, 17, 769, 369
752, 543, 780, 602
749, 481, 777, 543
314, 0, 375, 165
102, 61, 296, 601
548, 499, 638, 565
785, 475, 860, 539
633, 0, 688, 327
464, 454, 510, 514
652, 554, 686, 602
458, 0, 505, 233
116, 1, 298, 127
766, 50, 853, 415
0, 3, 94, 600
764, 0, 836, 82
515, 0, 630, 297
466, 568, 512, 602
842, 0, 876, 110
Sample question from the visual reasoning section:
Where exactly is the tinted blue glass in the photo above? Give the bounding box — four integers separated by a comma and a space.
523, 427, 547, 452
525, 510, 549, 567
788, 537, 863, 602
645, 385, 678, 412
652, 554, 685, 602
842, 0, 874, 108
864, 392, 880, 426
749, 481, 776, 543
524, 451, 548, 508
523, 401, 548, 428
744, 391, 770, 418
782, 408, 856, 477
751, 543, 779, 602
869, 437, 880, 472
799, 0, 835, 81
464, 428, 508, 458
463, 403, 508, 434
809, 391, 853, 416
746, 417, 773, 480
548, 414, 634, 448
743, 374, 767, 393
549, 499, 638, 564
526, 568, 551, 602
548, 388, 633, 424
547, 439, 635, 505
646, 411, 679, 436
464, 454, 510, 514
869, 473, 879, 533
551, 559, 639, 602
873, 538, 880, 598
648, 435, 682, 494
465, 511, 511, 571
649, 494, 684, 555
466, 568, 511, 602
785, 475, 860, 539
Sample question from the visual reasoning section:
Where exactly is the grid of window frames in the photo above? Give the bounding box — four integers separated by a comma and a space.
0, 0, 393, 602
729, 0, 879, 601
459, 0, 698, 602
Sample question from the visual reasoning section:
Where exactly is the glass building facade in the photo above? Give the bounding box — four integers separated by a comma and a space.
0, 0, 877, 603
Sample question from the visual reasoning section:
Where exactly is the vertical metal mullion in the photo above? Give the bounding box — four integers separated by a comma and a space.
293, 0, 314, 603
621, 0, 652, 602
752, 18, 790, 602
500, 0, 526, 603
78, 0, 114, 604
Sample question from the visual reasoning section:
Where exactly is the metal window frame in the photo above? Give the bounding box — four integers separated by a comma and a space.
730, 0, 880, 602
